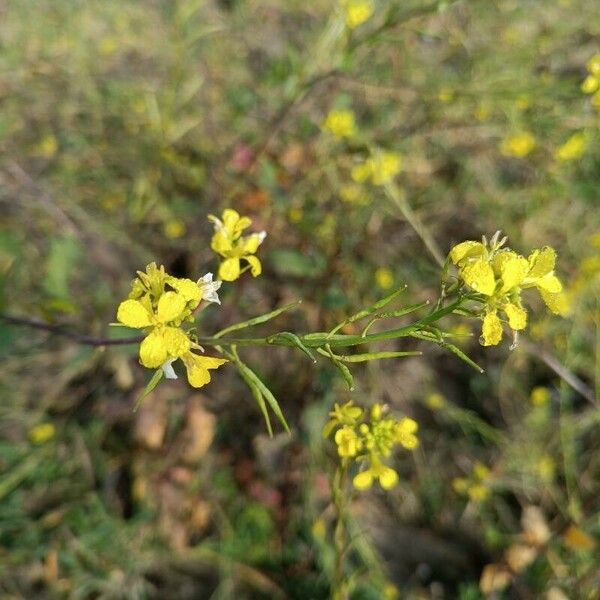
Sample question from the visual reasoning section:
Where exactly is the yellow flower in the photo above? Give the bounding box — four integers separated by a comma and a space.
370, 152, 402, 185
322, 109, 357, 138
323, 401, 363, 437
394, 418, 419, 449
581, 55, 600, 102
116, 267, 226, 388
530, 386, 550, 406
340, 0, 374, 29
335, 426, 362, 457
374, 267, 394, 290
29, 423, 56, 445
462, 258, 496, 296
468, 483, 489, 502
500, 132, 536, 158
164, 219, 186, 239
425, 392, 445, 410
450, 236, 567, 346
536, 454, 555, 482
555, 133, 587, 162
353, 458, 399, 490
208, 208, 266, 282
351, 151, 402, 186
339, 184, 369, 205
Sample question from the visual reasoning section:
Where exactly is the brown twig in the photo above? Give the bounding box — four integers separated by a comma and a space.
0, 314, 143, 347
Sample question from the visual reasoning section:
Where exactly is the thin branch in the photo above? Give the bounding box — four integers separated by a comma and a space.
0, 314, 143, 347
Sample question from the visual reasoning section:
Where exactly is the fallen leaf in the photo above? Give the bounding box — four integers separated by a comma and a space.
563, 525, 596, 551
479, 563, 512, 594
505, 544, 537, 573
181, 396, 216, 464
521, 505, 551, 546
133, 393, 168, 450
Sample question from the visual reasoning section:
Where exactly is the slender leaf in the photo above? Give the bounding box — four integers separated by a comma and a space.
134, 368, 163, 411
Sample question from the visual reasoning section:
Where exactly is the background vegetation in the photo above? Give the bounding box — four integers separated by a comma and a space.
1, 0, 599, 598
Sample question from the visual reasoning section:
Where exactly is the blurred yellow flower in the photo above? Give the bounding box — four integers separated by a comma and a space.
474, 102, 492, 122
374, 267, 394, 290
322, 109, 357, 138
353, 457, 399, 490
34, 135, 58, 158
311, 518, 327, 540
288, 206, 303, 223
581, 54, 600, 110
454, 461, 491, 503
339, 184, 369, 205
29, 423, 56, 445
438, 87, 454, 103
530, 386, 550, 406
555, 132, 586, 162
324, 401, 418, 492
163, 219, 186, 239
340, 0, 374, 29
352, 151, 402, 186
335, 426, 362, 457
209, 208, 266, 282
500, 132, 536, 158
425, 392, 445, 410
536, 454, 555, 482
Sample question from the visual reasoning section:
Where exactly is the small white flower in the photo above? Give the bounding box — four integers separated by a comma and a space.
161, 359, 178, 380
197, 272, 222, 304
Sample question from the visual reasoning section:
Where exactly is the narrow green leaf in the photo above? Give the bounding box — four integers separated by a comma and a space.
236, 362, 273, 437
325, 345, 354, 390
267, 332, 316, 362
327, 285, 407, 337
214, 301, 301, 339
318, 349, 422, 363
361, 300, 430, 337
134, 369, 163, 411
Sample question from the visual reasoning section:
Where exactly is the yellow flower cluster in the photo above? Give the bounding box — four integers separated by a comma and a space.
351, 151, 402, 186
116, 263, 227, 387
324, 401, 419, 491
208, 209, 266, 282
322, 109, 357, 139
581, 53, 600, 109
449, 233, 568, 346
340, 0, 374, 29
500, 132, 536, 158
453, 462, 491, 503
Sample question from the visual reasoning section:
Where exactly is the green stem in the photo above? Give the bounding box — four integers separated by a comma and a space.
332, 462, 349, 600
195, 299, 464, 349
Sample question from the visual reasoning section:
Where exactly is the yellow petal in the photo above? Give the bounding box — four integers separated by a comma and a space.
184, 353, 228, 388
351, 162, 372, 183
219, 257, 241, 281
449, 241, 486, 265
540, 290, 570, 316
167, 277, 201, 304
353, 469, 374, 490
245, 255, 262, 277
377, 465, 399, 490
504, 303, 527, 330
211, 231, 233, 256
535, 274, 563, 293
581, 74, 599, 94
527, 247, 556, 279
139, 330, 168, 368
499, 254, 529, 292
156, 291, 187, 323
117, 299, 152, 328
481, 312, 503, 346
462, 258, 496, 296
162, 326, 191, 358
241, 232, 265, 254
